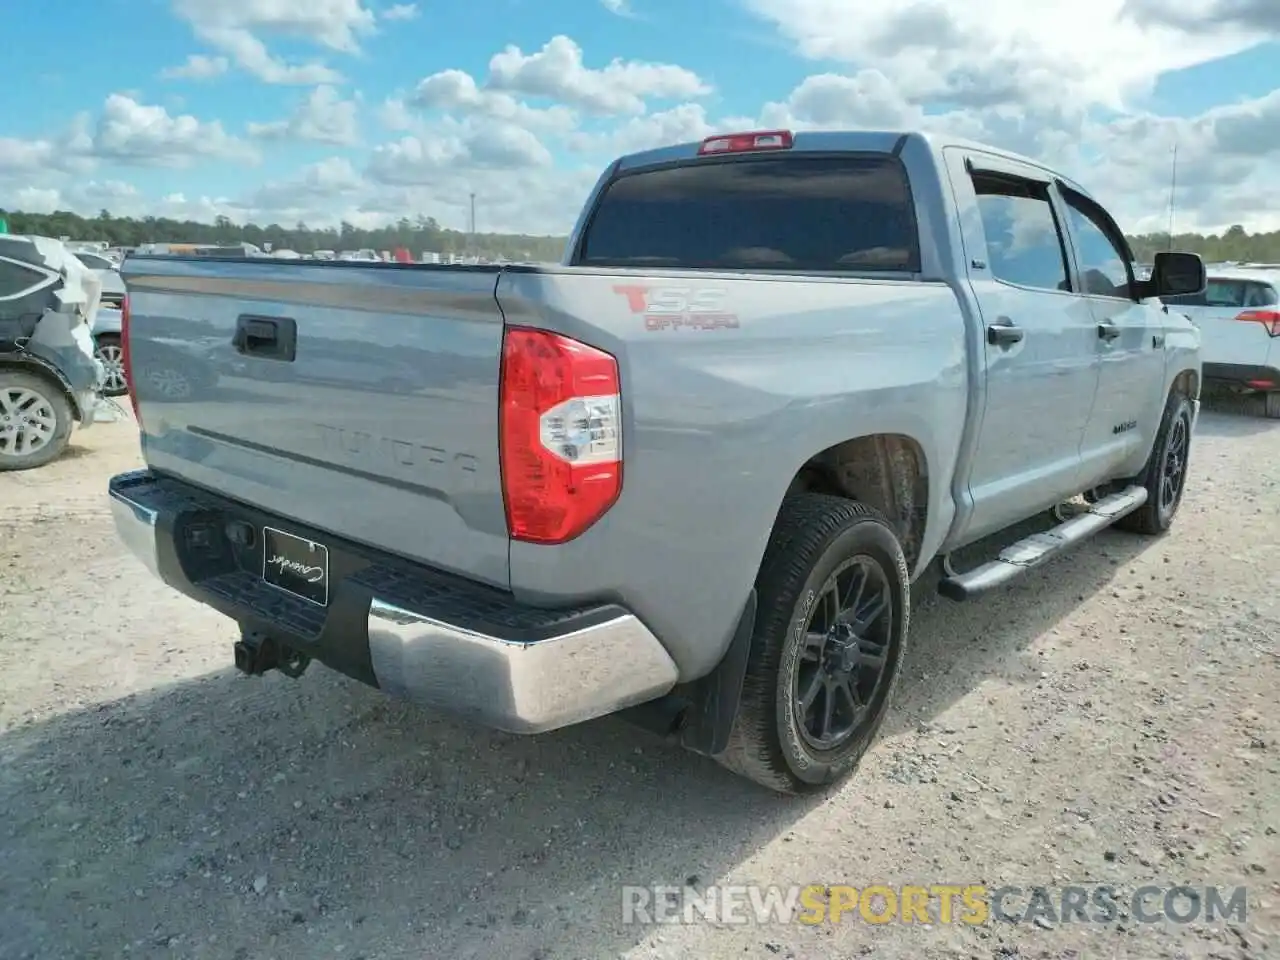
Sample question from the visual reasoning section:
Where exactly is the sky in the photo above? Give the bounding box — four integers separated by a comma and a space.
1, 0, 1278, 238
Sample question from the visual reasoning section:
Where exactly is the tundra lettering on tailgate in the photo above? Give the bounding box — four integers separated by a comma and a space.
314, 423, 479, 490
612, 284, 739, 331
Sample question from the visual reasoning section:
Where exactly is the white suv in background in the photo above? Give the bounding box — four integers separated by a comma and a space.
1164, 269, 1280, 417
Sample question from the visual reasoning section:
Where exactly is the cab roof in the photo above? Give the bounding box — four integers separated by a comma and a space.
612, 128, 1096, 202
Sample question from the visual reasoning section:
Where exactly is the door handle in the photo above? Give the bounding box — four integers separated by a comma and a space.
1097, 320, 1122, 342
987, 317, 1024, 348
233, 314, 297, 361
236, 318, 277, 347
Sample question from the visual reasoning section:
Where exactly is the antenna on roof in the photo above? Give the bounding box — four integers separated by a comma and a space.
1166, 142, 1178, 252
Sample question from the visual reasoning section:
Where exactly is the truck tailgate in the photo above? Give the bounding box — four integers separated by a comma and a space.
120, 257, 510, 589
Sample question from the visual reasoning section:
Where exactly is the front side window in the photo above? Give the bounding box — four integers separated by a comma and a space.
971, 173, 1071, 293
1062, 193, 1133, 299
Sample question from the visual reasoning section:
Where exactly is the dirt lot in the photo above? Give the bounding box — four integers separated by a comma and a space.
1, 398, 1277, 960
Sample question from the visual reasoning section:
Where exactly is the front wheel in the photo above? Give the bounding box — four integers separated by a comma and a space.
1116, 391, 1193, 535
0, 371, 74, 471
715, 494, 910, 794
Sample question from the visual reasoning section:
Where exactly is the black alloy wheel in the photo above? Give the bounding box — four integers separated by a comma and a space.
793, 556, 893, 751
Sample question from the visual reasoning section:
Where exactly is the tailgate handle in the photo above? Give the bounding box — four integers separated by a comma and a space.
233, 314, 296, 361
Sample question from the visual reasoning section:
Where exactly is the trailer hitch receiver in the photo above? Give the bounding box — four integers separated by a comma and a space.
233, 630, 311, 678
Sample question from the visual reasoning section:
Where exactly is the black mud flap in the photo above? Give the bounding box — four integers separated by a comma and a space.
678, 590, 757, 757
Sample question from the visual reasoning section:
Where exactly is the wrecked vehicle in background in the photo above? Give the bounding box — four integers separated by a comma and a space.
0, 235, 109, 470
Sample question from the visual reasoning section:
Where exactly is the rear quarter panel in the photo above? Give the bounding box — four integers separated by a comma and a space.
1191, 304, 1267, 369
497, 268, 969, 680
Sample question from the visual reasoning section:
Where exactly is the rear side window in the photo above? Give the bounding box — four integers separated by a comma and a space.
1244, 282, 1278, 308
577, 154, 919, 273
971, 174, 1071, 293
1205, 279, 1246, 307
0, 258, 53, 301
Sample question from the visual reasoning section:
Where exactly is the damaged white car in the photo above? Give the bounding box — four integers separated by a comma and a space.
0, 235, 116, 470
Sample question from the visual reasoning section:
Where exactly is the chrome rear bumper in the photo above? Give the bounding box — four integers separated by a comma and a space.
108, 469, 678, 734
367, 601, 678, 734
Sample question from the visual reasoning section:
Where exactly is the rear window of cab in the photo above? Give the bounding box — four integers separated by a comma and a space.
577, 154, 921, 274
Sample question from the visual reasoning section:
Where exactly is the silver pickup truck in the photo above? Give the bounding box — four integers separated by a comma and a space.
108, 130, 1206, 793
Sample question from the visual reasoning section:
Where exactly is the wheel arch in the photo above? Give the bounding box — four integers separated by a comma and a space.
0, 353, 84, 421
780, 432, 930, 570
1170, 367, 1199, 401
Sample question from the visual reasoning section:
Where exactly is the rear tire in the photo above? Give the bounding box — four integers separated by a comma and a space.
1263, 392, 1280, 420
715, 494, 910, 794
1115, 391, 1193, 536
0, 371, 74, 471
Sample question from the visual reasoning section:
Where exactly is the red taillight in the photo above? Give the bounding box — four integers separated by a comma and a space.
120, 294, 140, 419
1235, 309, 1280, 336
499, 328, 622, 544
698, 129, 794, 156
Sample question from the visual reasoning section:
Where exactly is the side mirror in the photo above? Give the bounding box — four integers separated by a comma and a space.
1149, 251, 1205, 299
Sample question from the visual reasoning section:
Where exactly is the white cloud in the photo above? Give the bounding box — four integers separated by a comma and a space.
1, 95, 259, 182
248, 85, 361, 145
1121, 0, 1280, 33
1078, 89, 1280, 233
92, 94, 260, 167
376, 97, 419, 132
758, 70, 920, 130
366, 116, 554, 186
248, 157, 366, 212
487, 35, 711, 115
0, 138, 62, 176
169, 0, 377, 84
159, 55, 230, 80
381, 3, 419, 20
743, 0, 1266, 113
567, 103, 754, 156
408, 69, 577, 134
5, 187, 61, 215
599, 0, 635, 17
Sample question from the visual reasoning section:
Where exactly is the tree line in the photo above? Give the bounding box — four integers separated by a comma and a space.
1123, 225, 1279, 264
0, 209, 567, 262
3, 208, 1279, 266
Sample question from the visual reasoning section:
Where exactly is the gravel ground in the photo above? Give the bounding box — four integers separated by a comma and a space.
1, 395, 1277, 960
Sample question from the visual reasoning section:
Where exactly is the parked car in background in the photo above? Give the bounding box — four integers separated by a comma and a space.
1163, 269, 1280, 417
90, 305, 127, 397
0, 234, 106, 470
72, 251, 131, 398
